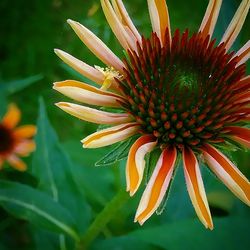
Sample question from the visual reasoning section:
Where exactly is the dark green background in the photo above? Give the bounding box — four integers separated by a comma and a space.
0, 0, 249, 249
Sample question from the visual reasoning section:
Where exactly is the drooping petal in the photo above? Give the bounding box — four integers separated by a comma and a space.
202, 144, 250, 206
199, 0, 222, 39
101, 0, 137, 51
56, 102, 132, 125
224, 126, 250, 149
1, 104, 21, 129
54, 49, 105, 85
147, 0, 171, 45
14, 140, 36, 156
13, 125, 37, 139
111, 0, 141, 42
53, 80, 125, 108
82, 122, 140, 148
220, 0, 250, 51
67, 19, 125, 73
235, 40, 250, 66
7, 155, 27, 171
126, 135, 157, 196
183, 147, 213, 229
135, 146, 177, 225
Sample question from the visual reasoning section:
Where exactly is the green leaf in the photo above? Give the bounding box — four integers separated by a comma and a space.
32, 98, 91, 236
94, 217, 250, 250
0, 92, 7, 118
0, 180, 79, 241
95, 136, 139, 166
0, 74, 43, 95
145, 147, 161, 183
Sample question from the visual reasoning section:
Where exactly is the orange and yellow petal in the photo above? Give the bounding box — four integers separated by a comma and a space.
235, 40, 250, 66
1, 104, 21, 129
126, 135, 157, 196
112, 0, 141, 42
56, 102, 132, 125
82, 122, 140, 148
101, 0, 137, 51
54, 49, 105, 85
183, 147, 213, 229
13, 125, 37, 139
202, 143, 250, 206
224, 126, 250, 149
220, 0, 250, 51
7, 155, 27, 171
67, 19, 125, 73
199, 0, 222, 39
14, 140, 36, 156
135, 146, 177, 225
147, 0, 171, 45
53, 80, 124, 108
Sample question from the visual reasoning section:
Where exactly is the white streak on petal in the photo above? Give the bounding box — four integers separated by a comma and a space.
112, 0, 141, 42
67, 19, 125, 72
235, 40, 250, 66
56, 102, 131, 125
133, 141, 157, 195
82, 123, 140, 148
53, 80, 124, 108
203, 144, 250, 206
54, 49, 105, 84
101, 0, 137, 51
199, 0, 222, 39
183, 147, 213, 229
221, 0, 250, 51
135, 147, 176, 225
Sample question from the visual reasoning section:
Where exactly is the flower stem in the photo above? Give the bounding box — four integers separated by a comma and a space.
77, 189, 129, 249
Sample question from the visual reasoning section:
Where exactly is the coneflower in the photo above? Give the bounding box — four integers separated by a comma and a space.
54, 0, 250, 229
0, 104, 36, 171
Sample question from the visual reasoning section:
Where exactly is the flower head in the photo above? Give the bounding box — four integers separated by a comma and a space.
0, 104, 36, 171
54, 0, 250, 229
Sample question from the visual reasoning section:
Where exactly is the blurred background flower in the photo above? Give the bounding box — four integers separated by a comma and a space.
0, 104, 36, 171
0, 0, 249, 249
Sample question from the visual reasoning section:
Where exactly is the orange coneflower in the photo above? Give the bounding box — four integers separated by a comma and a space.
0, 104, 36, 171
54, 0, 250, 229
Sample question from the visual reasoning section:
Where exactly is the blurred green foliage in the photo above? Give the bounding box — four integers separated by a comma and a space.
0, 0, 249, 249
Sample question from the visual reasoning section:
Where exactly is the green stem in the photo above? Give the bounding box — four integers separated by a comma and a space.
77, 189, 129, 249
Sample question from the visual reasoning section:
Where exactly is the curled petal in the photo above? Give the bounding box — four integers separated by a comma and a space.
220, 0, 250, 51
225, 126, 250, 149
56, 102, 132, 125
202, 144, 250, 206
126, 135, 157, 196
101, 0, 137, 51
112, 0, 141, 42
54, 49, 105, 85
235, 40, 250, 66
183, 147, 213, 230
67, 20, 125, 73
7, 155, 27, 171
147, 0, 171, 45
53, 80, 124, 108
1, 104, 21, 129
135, 146, 177, 225
13, 125, 37, 139
82, 122, 140, 148
15, 140, 36, 156
199, 0, 222, 39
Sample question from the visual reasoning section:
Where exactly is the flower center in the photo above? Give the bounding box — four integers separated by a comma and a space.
119, 29, 246, 150
0, 124, 15, 155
